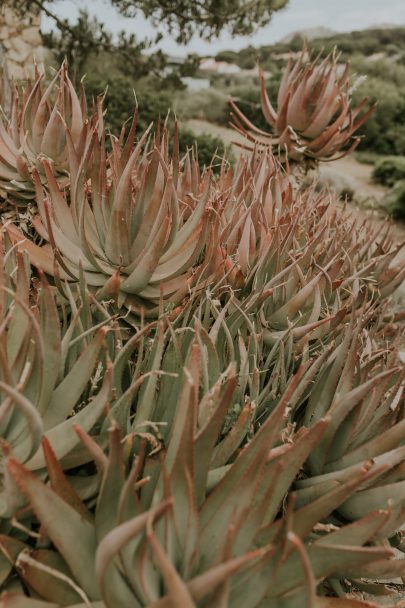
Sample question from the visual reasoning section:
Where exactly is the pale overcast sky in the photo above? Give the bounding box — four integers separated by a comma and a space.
43, 0, 405, 56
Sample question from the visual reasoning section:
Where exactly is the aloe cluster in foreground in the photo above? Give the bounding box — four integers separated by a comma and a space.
0, 54, 403, 608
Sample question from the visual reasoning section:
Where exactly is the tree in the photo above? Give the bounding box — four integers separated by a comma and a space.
40, 9, 164, 82
109, 0, 289, 42
11, 0, 289, 46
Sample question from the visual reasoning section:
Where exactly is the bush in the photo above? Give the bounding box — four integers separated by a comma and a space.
84, 75, 174, 135
172, 88, 229, 124
352, 76, 405, 156
385, 179, 405, 219
178, 128, 234, 169
86, 77, 232, 170
372, 156, 405, 186
354, 151, 383, 165
84, 75, 232, 170
228, 87, 267, 131
229, 78, 282, 132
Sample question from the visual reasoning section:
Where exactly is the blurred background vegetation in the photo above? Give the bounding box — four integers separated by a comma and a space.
83, 25, 405, 216
9, 2, 405, 217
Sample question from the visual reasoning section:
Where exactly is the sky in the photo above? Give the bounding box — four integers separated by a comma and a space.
43, 0, 405, 57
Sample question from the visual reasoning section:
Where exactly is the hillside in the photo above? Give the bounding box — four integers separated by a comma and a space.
280, 26, 336, 44
215, 26, 405, 68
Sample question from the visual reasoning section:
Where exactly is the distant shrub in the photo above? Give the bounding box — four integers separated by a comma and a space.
372, 156, 405, 186
228, 87, 267, 131
178, 129, 233, 169
263, 27, 405, 64
229, 80, 281, 132
84, 76, 231, 170
354, 151, 382, 165
316, 169, 356, 201
84, 75, 174, 135
173, 89, 229, 124
353, 76, 405, 156
384, 179, 405, 219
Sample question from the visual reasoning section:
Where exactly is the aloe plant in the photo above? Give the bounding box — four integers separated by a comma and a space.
6, 119, 219, 316
215, 151, 404, 362
293, 311, 405, 539
0, 63, 93, 201
0, 230, 120, 522
0, 346, 399, 607
229, 48, 376, 162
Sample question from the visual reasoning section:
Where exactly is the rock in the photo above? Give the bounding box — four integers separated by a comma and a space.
9, 38, 33, 63
22, 26, 42, 47
1, 6, 40, 28
2, 8, 17, 27
0, 4, 44, 80
2, 37, 13, 50
5, 59, 26, 80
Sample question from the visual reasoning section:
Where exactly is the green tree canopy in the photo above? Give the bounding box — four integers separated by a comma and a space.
11, 0, 289, 44
109, 0, 289, 42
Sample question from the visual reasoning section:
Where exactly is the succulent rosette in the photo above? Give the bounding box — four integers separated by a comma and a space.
230, 48, 376, 162
0, 63, 92, 201
7, 122, 220, 316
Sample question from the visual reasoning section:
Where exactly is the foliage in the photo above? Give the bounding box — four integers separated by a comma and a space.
84, 75, 173, 134
178, 128, 233, 169
217, 45, 259, 70
7, 118, 219, 316
384, 179, 405, 219
84, 76, 230, 170
93, 0, 290, 43
0, 237, 116, 494
352, 75, 405, 156
228, 87, 268, 131
372, 156, 405, 187
0, 64, 91, 200
228, 27, 405, 67
40, 9, 140, 80
9, 2, 163, 84
173, 88, 230, 125
354, 151, 383, 165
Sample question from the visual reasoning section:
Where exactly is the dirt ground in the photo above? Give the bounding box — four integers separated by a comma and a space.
186, 118, 246, 150
320, 155, 388, 203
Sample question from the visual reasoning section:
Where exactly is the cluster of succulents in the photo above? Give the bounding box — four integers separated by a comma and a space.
0, 54, 403, 608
